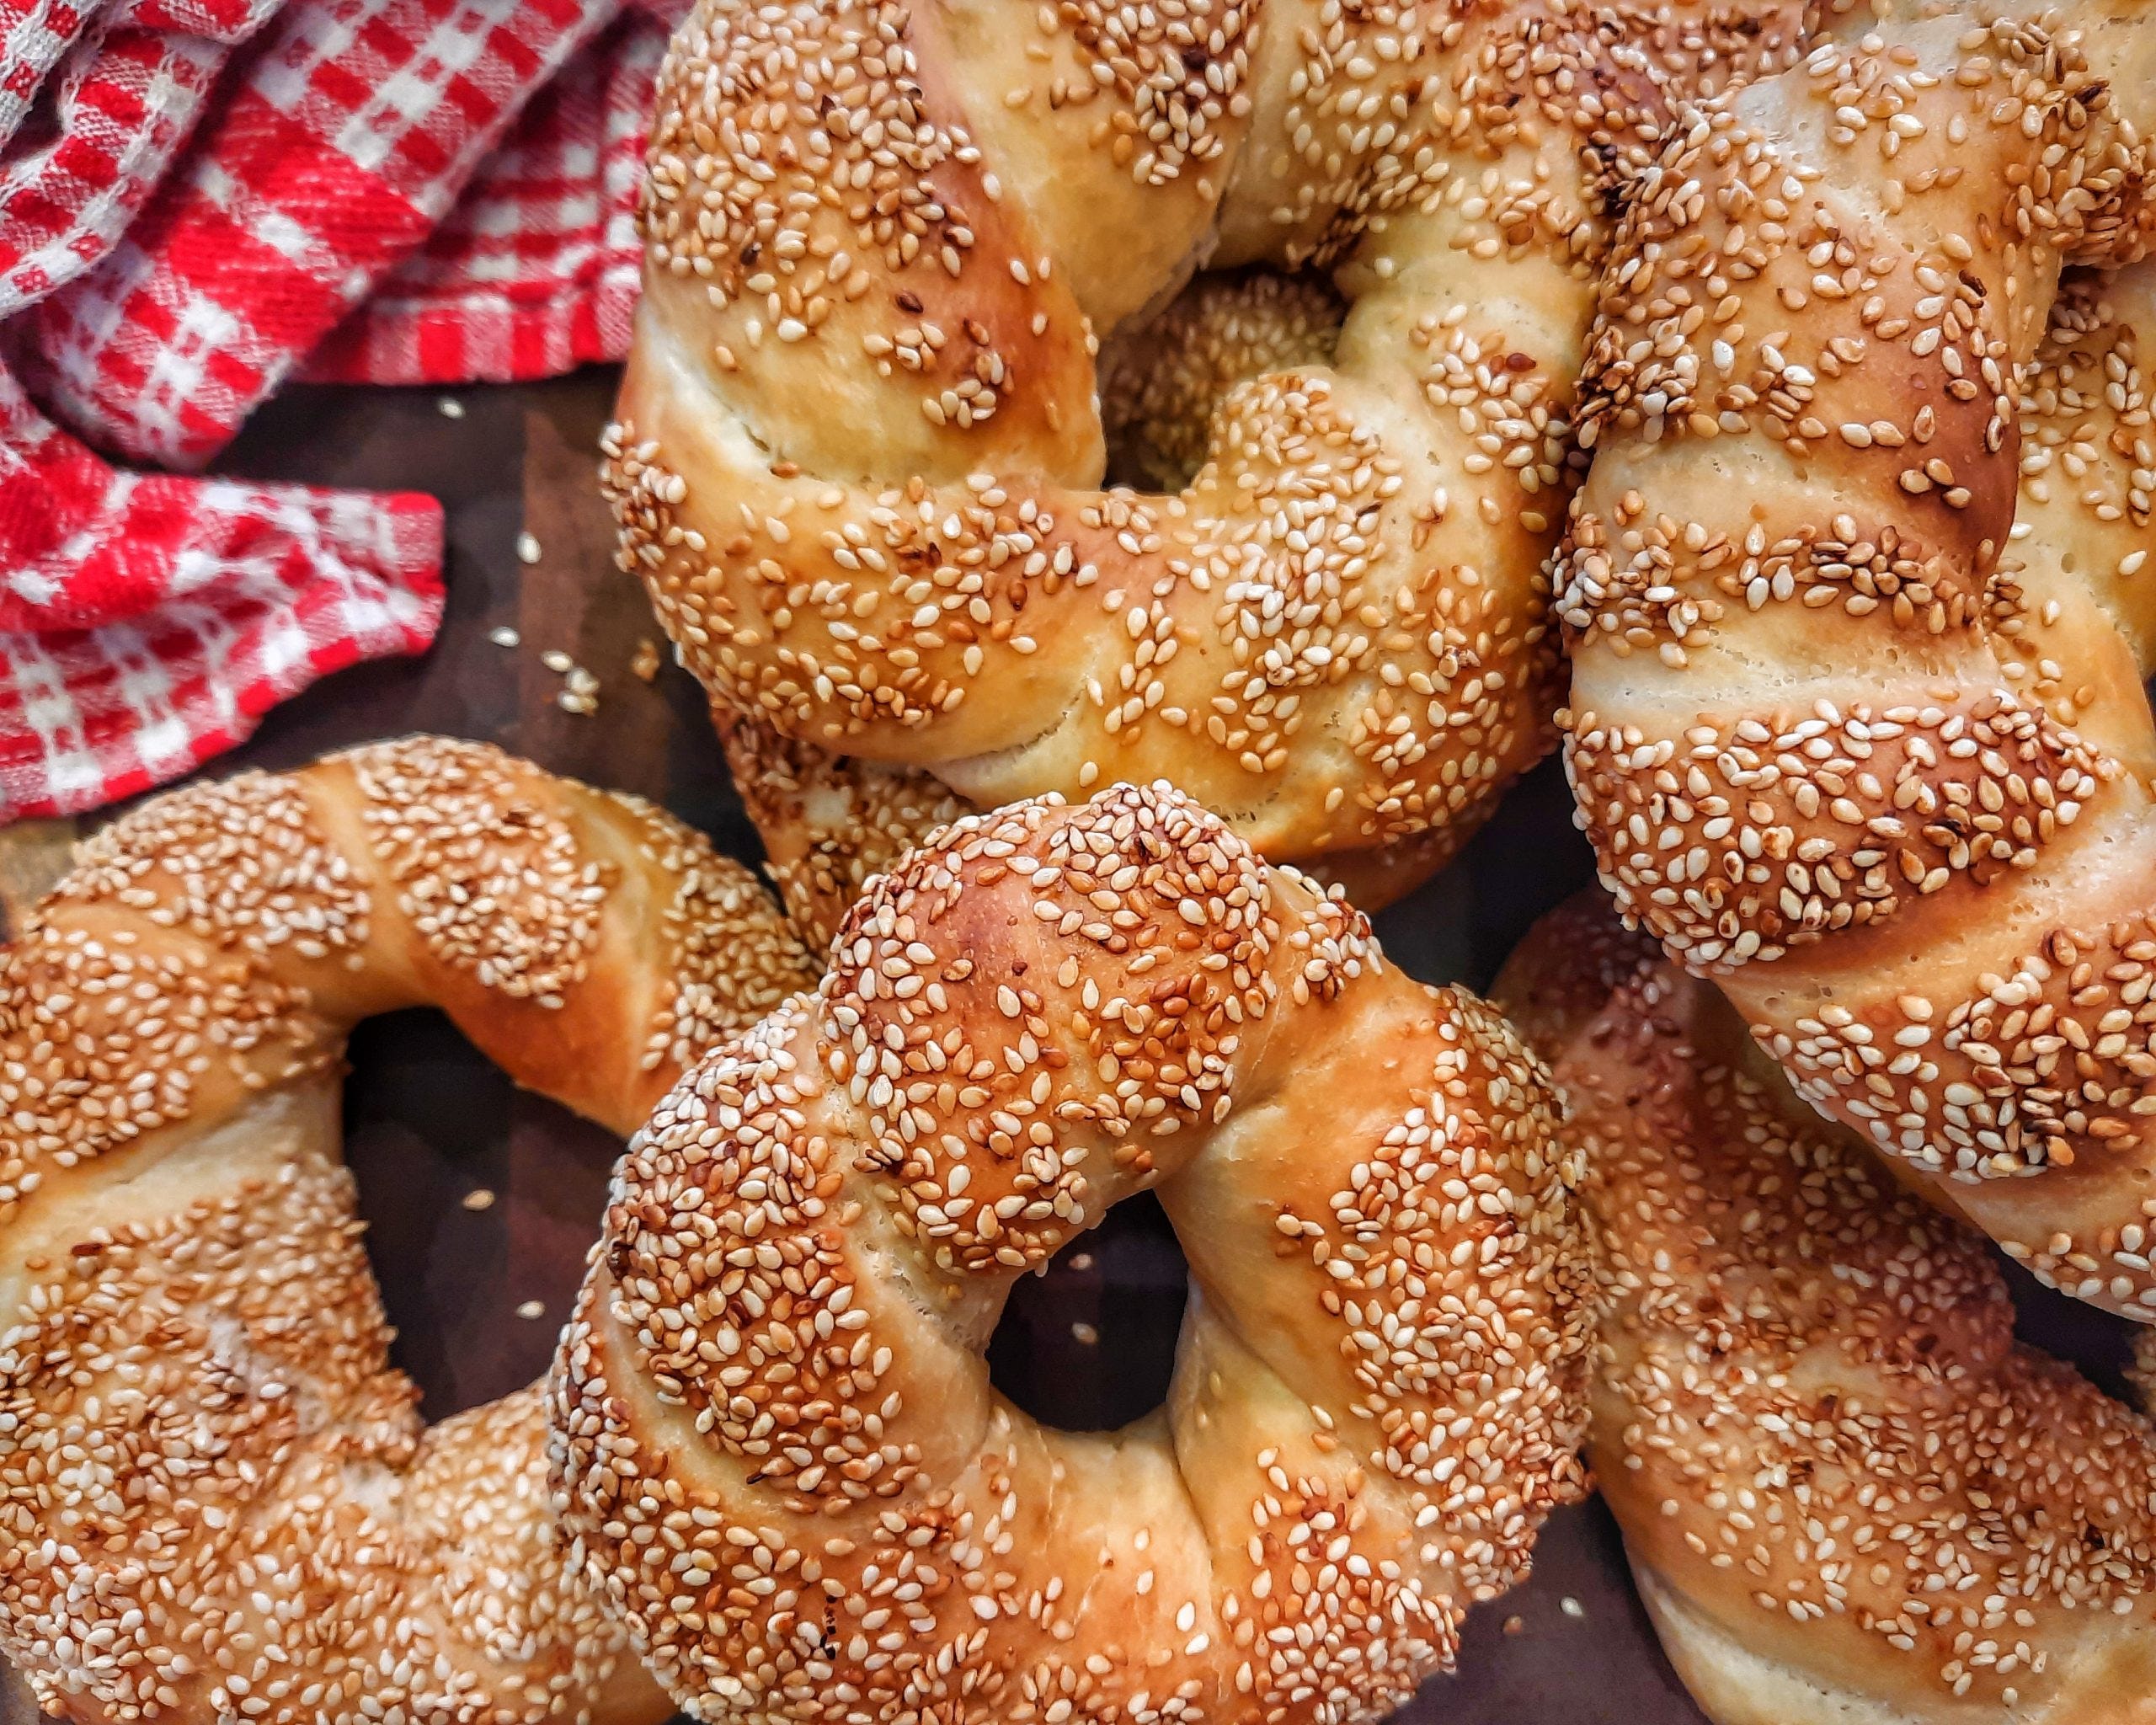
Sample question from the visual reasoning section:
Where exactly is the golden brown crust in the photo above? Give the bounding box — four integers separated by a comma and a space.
717, 702, 1465, 953
613, 0, 1812, 873
710, 268, 1478, 938
0, 737, 816, 1723
551, 782, 1597, 1724
1558, 1, 2156, 1314
1499, 894, 2156, 1725
718, 709, 970, 953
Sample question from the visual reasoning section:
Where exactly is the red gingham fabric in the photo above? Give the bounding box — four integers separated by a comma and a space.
0, 0, 286, 318
0, 0, 681, 821
303, 6, 670, 386
22, 0, 626, 469
0, 367, 441, 817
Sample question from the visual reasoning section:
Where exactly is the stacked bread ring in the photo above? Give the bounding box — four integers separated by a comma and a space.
19, 0, 2156, 1717
607, 0, 1813, 905
552, 780, 1598, 1722
0, 750, 1601, 1722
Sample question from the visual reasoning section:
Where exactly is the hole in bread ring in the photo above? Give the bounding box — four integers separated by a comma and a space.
552, 781, 1597, 1721
0, 737, 816, 1722
608, 0, 1814, 873
983, 1188, 1188, 1432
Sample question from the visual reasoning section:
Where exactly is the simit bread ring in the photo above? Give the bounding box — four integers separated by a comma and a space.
550, 782, 1597, 1723
1499, 894, 2156, 1725
606, 0, 1811, 882
0, 737, 815, 1723
1559, 0, 2156, 1314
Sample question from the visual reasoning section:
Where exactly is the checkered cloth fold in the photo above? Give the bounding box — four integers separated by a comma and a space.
303, 8, 667, 387
0, 0, 678, 821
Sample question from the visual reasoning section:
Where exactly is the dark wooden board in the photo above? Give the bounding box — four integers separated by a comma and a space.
4, 368, 2127, 1722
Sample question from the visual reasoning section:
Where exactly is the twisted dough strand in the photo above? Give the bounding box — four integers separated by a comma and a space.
1560, 0, 2156, 1312
552, 782, 1595, 1724
713, 269, 1504, 940
0, 738, 815, 1723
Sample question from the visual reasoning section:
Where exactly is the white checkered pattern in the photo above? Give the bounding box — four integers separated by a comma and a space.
0, 0, 683, 819
305, 6, 671, 384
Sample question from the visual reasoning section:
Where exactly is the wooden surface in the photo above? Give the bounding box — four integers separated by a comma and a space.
0, 370, 2129, 1722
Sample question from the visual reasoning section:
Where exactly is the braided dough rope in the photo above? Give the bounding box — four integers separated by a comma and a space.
609, 0, 1812, 876
1559, 0, 2156, 1314
718, 708, 1461, 954
550, 782, 1595, 1724
1498, 895, 2156, 1725
715, 271, 1476, 948
0, 737, 817, 1723
714, 269, 1497, 948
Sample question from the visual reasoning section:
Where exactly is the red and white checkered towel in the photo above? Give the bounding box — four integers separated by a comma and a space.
0, 0, 679, 820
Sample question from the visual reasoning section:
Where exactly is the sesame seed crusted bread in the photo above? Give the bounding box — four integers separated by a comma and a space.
0, 736, 818, 1722
549, 781, 1597, 1724
713, 265, 1544, 939
710, 270, 1496, 941
606, 0, 1813, 880
718, 708, 971, 953
1498, 894, 2156, 1725
1558, 0, 2156, 1316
